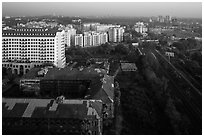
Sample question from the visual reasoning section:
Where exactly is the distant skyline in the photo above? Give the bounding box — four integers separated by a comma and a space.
2, 2, 202, 18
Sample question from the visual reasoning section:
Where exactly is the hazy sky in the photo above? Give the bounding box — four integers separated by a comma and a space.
2, 2, 202, 18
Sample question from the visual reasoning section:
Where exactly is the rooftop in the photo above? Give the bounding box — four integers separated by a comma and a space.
19, 65, 114, 103
2, 98, 102, 119
120, 62, 137, 71
43, 67, 104, 81
2, 28, 61, 37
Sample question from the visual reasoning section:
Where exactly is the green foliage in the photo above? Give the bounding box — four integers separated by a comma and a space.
172, 42, 185, 51
2, 67, 7, 78
100, 43, 115, 55
115, 44, 128, 55
6, 69, 16, 83
190, 52, 202, 66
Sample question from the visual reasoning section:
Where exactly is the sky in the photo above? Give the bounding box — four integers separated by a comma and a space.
2, 2, 202, 18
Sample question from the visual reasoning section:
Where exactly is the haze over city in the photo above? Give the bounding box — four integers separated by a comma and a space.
2, 1, 202, 135
2, 2, 202, 18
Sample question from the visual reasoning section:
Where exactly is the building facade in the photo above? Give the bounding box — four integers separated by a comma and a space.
96, 24, 120, 32
64, 26, 76, 48
92, 33, 101, 46
83, 23, 100, 32
2, 28, 66, 75
74, 34, 83, 47
2, 98, 103, 135
99, 32, 108, 45
108, 27, 124, 43
134, 22, 148, 33
83, 33, 93, 47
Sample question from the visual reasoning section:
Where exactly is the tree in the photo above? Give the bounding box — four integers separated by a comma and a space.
190, 52, 202, 66
172, 42, 185, 52
131, 30, 142, 38
2, 67, 7, 78
115, 44, 128, 55
7, 69, 16, 83
101, 43, 114, 55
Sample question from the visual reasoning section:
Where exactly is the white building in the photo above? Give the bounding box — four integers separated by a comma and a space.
165, 15, 172, 22
134, 22, 148, 33
96, 24, 120, 32
2, 28, 66, 75
100, 32, 108, 44
108, 27, 124, 43
64, 26, 76, 48
83, 23, 100, 32
74, 34, 83, 47
83, 33, 93, 47
92, 32, 101, 46
83, 31, 108, 47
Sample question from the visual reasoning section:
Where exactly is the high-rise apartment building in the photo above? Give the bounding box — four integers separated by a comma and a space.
108, 27, 124, 43
74, 34, 83, 47
165, 15, 172, 22
2, 28, 66, 75
92, 33, 101, 46
134, 22, 148, 33
96, 24, 120, 32
64, 25, 76, 48
83, 33, 93, 47
83, 23, 100, 32
99, 32, 108, 44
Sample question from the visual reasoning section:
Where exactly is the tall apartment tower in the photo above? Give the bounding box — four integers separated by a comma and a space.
134, 22, 148, 33
64, 26, 76, 48
165, 15, 172, 22
54, 31, 66, 68
74, 34, 83, 47
92, 33, 101, 46
2, 28, 66, 75
100, 32, 108, 44
83, 33, 93, 47
108, 27, 124, 43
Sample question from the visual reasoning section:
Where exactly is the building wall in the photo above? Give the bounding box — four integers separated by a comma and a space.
92, 33, 100, 46
84, 34, 92, 47
54, 31, 66, 68
100, 33, 108, 44
74, 34, 83, 47
134, 22, 148, 33
2, 37, 55, 63
2, 31, 66, 74
108, 27, 124, 43
65, 28, 77, 48
2, 62, 38, 75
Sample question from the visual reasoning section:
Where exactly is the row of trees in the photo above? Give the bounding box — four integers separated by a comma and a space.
66, 43, 131, 61
137, 49, 194, 134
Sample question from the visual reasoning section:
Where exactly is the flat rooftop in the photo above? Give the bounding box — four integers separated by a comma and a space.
43, 67, 104, 81
2, 28, 60, 37
19, 66, 114, 103
2, 98, 102, 119
120, 63, 137, 71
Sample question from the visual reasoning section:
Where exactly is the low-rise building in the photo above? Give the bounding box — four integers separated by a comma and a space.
120, 62, 137, 72
2, 98, 103, 135
18, 62, 114, 119
20, 67, 51, 93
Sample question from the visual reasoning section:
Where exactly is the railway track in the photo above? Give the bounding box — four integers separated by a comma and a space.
153, 50, 202, 124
